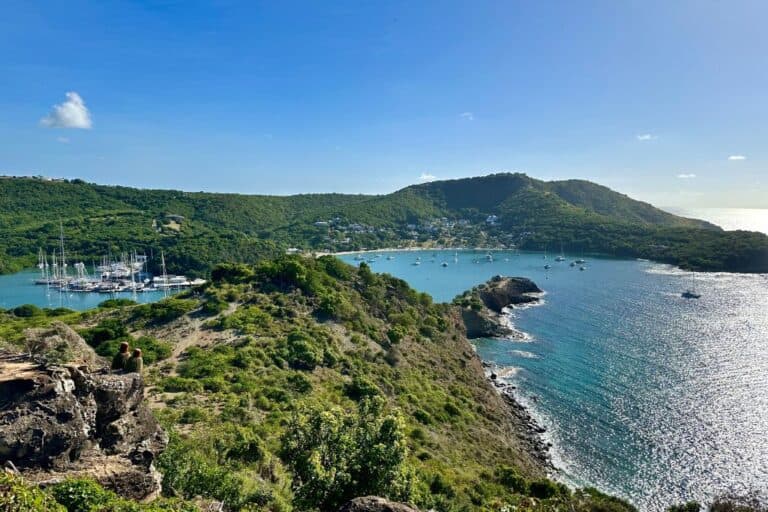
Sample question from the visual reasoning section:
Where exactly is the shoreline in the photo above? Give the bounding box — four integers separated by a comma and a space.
482, 359, 555, 473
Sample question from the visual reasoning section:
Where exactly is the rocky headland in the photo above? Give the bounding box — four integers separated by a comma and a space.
0, 323, 166, 501
455, 275, 542, 339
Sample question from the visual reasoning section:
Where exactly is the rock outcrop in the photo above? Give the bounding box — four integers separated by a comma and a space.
339, 496, 420, 512
0, 330, 166, 501
458, 276, 541, 339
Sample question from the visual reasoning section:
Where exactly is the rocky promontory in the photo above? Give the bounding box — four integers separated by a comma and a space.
0, 324, 166, 500
454, 275, 542, 339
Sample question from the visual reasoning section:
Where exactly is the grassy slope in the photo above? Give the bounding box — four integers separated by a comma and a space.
0, 256, 635, 512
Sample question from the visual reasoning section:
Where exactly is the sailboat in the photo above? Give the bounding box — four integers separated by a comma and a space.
682, 272, 701, 299
555, 242, 566, 262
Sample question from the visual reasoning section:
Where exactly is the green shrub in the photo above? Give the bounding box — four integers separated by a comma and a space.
281, 397, 414, 510
285, 330, 322, 370
345, 374, 380, 400
162, 377, 203, 393
495, 465, 527, 493
12, 304, 42, 317
528, 478, 568, 499
180, 407, 208, 424
0, 472, 66, 511
48, 479, 115, 512
98, 298, 137, 309
133, 298, 197, 324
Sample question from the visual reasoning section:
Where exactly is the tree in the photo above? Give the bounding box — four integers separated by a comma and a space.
280, 397, 413, 510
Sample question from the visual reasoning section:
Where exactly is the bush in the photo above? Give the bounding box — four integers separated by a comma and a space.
134, 298, 197, 324
48, 479, 115, 512
12, 304, 42, 318
345, 374, 380, 400
528, 478, 568, 499
285, 330, 323, 370
180, 407, 208, 424
98, 298, 137, 309
0, 472, 66, 512
162, 377, 203, 393
495, 465, 527, 493
281, 397, 414, 510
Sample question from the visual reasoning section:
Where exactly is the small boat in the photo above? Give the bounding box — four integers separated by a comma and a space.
575, 259, 586, 264
570, 262, 576, 267
555, 256, 566, 262
544, 264, 551, 270
682, 272, 701, 299
441, 262, 449, 267
386, 255, 394, 260
579, 266, 587, 271
412, 261, 421, 266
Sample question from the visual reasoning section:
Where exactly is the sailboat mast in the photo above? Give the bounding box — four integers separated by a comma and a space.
59, 221, 67, 280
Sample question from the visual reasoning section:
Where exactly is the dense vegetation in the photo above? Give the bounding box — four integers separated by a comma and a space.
2, 256, 766, 511
1, 174, 766, 275
1, 256, 637, 512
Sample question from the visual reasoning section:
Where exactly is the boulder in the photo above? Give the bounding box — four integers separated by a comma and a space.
478, 277, 541, 313
339, 496, 420, 512
0, 350, 166, 501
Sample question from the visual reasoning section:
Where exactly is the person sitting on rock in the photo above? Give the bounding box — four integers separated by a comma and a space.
111, 341, 131, 370
125, 348, 144, 373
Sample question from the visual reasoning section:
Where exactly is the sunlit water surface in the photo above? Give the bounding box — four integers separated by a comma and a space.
338, 251, 768, 511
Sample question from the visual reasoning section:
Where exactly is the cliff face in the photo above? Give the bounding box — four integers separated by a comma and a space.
0, 327, 167, 500
458, 276, 541, 339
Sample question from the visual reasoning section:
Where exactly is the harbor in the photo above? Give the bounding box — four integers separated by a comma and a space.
34, 248, 205, 294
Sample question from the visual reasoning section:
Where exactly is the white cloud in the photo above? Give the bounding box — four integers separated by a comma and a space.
677, 173, 697, 179
57, 136, 70, 143
40, 92, 92, 129
636, 133, 657, 141
728, 155, 746, 161
459, 112, 474, 121
419, 173, 437, 182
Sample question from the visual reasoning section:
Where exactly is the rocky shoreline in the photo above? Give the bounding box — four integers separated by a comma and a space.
483, 361, 554, 471
456, 276, 553, 471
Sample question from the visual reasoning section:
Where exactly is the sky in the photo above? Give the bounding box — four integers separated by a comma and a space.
1, 0, 766, 207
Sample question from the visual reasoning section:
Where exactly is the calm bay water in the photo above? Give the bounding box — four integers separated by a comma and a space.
0, 269, 170, 310
338, 250, 768, 511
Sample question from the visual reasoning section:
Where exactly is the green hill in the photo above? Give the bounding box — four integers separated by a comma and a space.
0, 256, 638, 512
0, 173, 766, 275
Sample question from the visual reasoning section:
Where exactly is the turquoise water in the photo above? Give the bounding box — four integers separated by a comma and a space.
0, 270, 171, 311
338, 250, 768, 511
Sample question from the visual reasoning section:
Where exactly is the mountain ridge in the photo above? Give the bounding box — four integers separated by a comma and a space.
1, 173, 767, 275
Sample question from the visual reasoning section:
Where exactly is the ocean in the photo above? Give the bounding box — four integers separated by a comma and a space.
337, 250, 768, 511
668, 207, 768, 235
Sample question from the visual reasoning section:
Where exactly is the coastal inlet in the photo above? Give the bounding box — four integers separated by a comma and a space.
338, 249, 768, 511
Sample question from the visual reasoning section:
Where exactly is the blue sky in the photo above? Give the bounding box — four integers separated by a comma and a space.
1, 1, 766, 207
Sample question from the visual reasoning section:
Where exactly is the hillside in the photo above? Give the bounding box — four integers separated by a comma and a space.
1, 173, 767, 274
0, 256, 637, 512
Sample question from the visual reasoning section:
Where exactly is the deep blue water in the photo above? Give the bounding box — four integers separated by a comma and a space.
0, 269, 171, 311
338, 250, 768, 511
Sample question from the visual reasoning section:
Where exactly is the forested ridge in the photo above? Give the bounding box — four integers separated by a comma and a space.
1, 173, 766, 275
